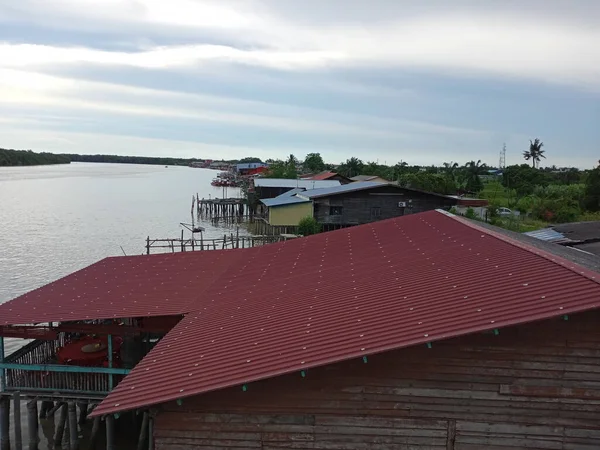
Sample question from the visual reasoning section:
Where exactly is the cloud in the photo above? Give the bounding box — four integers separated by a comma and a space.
0, 69, 486, 140
1, 1, 599, 88
0, 0, 598, 168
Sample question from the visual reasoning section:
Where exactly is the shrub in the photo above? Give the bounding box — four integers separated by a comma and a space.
465, 208, 477, 220
298, 216, 321, 236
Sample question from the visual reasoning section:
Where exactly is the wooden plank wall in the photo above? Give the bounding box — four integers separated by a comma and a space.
313, 187, 456, 226
155, 311, 600, 449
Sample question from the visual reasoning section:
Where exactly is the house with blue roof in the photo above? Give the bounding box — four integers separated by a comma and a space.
260, 181, 460, 231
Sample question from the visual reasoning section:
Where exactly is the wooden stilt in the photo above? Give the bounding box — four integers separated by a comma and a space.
88, 416, 101, 450
136, 411, 149, 450
39, 401, 54, 420
53, 403, 67, 448
78, 402, 88, 425
148, 416, 154, 450
0, 396, 10, 450
68, 402, 78, 449
26, 400, 38, 450
14, 392, 23, 450
46, 402, 63, 418
106, 415, 115, 450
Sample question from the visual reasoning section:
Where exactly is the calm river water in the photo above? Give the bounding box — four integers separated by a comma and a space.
0, 162, 245, 449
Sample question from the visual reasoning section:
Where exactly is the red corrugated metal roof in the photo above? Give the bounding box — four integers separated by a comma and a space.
91, 210, 600, 417
0, 250, 246, 325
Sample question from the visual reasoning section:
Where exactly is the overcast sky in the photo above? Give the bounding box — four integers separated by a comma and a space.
0, 0, 598, 167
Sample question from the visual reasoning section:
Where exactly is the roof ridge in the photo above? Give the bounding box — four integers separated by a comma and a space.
439, 210, 600, 286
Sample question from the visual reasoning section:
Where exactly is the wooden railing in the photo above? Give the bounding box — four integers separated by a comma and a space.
2, 337, 129, 396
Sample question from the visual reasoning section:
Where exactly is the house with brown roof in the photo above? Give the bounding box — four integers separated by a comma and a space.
300, 171, 353, 184
1, 211, 600, 449
350, 174, 390, 183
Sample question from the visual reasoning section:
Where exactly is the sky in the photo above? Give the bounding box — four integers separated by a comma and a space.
0, 0, 598, 168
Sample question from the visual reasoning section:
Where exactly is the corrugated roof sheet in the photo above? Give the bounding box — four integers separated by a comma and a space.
350, 175, 380, 181
275, 188, 306, 198
298, 181, 389, 198
308, 171, 346, 181
0, 250, 245, 325
523, 228, 572, 244
260, 196, 311, 207
90, 210, 600, 417
253, 179, 340, 189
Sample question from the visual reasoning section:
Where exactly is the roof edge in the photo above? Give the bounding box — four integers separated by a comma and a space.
90, 299, 600, 418
437, 209, 600, 286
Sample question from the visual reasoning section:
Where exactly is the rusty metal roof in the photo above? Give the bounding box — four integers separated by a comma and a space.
0, 250, 246, 325
91, 210, 600, 417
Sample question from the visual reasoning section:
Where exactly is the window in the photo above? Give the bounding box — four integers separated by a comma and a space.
330, 206, 343, 216
370, 207, 381, 218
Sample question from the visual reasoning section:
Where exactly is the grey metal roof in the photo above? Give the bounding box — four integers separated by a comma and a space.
350, 175, 380, 181
254, 179, 340, 189
298, 181, 388, 199
553, 221, 600, 242
276, 188, 306, 198
523, 228, 572, 244
260, 196, 311, 207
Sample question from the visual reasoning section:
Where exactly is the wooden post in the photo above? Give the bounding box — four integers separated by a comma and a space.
39, 401, 53, 419
78, 402, 88, 425
13, 393, 22, 450
0, 396, 10, 450
106, 415, 115, 450
180, 229, 184, 252
0, 337, 5, 391
136, 411, 149, 450
88, 416, 101, 450
108, 335, 113, 390
148, 416, 154, 450
26, 400, 38, 450
54, 404, 67, 447
68, 402, 78, 450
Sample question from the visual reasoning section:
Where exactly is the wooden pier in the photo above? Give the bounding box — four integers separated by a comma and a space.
195, 196, 258, 223
145, 233, 288, 254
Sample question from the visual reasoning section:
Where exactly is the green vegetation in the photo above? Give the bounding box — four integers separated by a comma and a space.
298, 216, 321, 236
1, 148, 268, 167
264, 154, 298, 179
303, 153, 326, 174
0, 148, 70, 166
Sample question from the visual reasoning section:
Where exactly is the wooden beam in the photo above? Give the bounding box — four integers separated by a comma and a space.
0, 327, 57, 340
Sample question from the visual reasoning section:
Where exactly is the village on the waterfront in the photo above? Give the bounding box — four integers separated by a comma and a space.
1, 0, 599, 448
1, 144, 600, 449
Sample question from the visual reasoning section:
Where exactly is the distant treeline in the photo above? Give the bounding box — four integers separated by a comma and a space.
65, 154, 195, 166
0, 149, 243, 167
0, 148, 71, 167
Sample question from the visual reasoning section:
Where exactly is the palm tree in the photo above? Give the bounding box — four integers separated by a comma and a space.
523, 138, 546, 168
339, 157, 364, 178
462, 160, 485, 193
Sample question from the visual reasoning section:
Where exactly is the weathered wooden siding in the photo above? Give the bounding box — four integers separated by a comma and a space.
313, 186, 456, 226
155, 311, 600, 449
